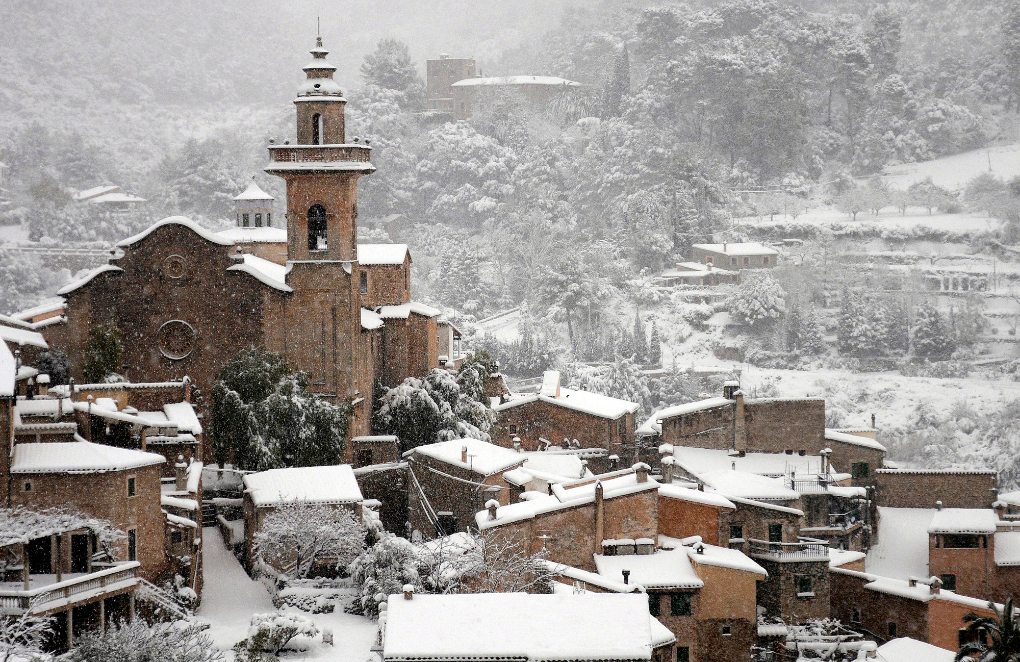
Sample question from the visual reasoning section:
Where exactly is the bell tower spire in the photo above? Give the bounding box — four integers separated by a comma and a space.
264, 36, 375, 263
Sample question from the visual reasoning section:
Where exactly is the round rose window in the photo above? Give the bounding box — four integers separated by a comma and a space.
158, 320, 196, 360
164, 255, 187, 279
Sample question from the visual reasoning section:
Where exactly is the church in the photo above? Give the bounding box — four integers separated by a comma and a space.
40, 37, 441, 455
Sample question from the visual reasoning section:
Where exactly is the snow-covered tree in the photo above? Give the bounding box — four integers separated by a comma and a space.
727, 274, 787, 329
0, 603, 50, 662
360, 38, 425, 109
373, 369, 493, 452
233, 612, 318, 661
837, 289, 881, 358
70, 620, 223, 662
209, 349, 351, 471
908, 177, 957, 215
419, 531, 554, 595
913, 302, 957, 360
82, 322, 123, 384
347, 533, 420, 619
567, 358, 651, 415
633, 312, 648, 363
799, 307, 827, 356
253, 501, 365, 579
0, 507, 123, 557
647, 323, 662, 366
34, 349, 69, 386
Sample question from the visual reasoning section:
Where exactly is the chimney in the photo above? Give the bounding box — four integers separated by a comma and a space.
594, 481, 605, 550
513, 436, 521, 452
175, 455, 188, 491
695, 543, 705, 555
936, 500, 943, 511
733, 390, 747, 453
403, 584, 415, 600
461, 446, 468, 463
622, 569, 630, 585
633, 463, 649, 483
723, 242, 728, 252
871, 413, 876, 429
36, 374, 49, 397
486, 499, 499, 521
723, 380, 739, 399
707, 262, 712, 271
661, 456, 675, 484
908, 577, 917, 587
929, 577, 942, 595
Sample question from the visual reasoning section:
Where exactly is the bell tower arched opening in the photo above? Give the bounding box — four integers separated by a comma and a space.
308, 204, 327, 251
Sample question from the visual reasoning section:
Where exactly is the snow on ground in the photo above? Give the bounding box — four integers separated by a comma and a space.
866, 508, 936, 581
0, 222, 29, 244
882, 142, 1020, 192
733, 208, 1001, 234
197, 527, 378, 661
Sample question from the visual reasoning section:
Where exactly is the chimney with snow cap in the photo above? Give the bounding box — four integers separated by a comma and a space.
633, 463, 650, 483
661, 456, 675, 484
929, 576, 942, 595
622, 570, 630, 584
175, 455, 188, 491
461, 446, 468, 463
486, 499, 500, 521
403, 584, 415, 600
936, 500, 943, 511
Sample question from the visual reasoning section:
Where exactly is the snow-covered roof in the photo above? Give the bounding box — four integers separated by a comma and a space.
997, 491, 1020, 507
653, 398, 733, 424
383, 592, 659, 661
117, 216, 235, 248
0, 323, 48, 350
233, 180, 274, 201
87, 192, 146, 204
595, 548, 704, 590
927, 508, 998, 534
866, 508, 935, 580
165, 512, 198, 529
996, 531, 1020, 566
451, 75, 582, 88
493, 388, 639, 420
217, 227, 287, 243
73, 185, 120, 201
696, 469, 800, 502
0, 341, 15, 397
657, 484, 735, 509
673, 446, 826, 477
692, 242, 778, 256
875, 638, 955, 662
662, 262, 738, 277
358, 243, 409, 265
227, 254, 292, 292
10, 299, 65, 322
875, 468, 997, 475
162, 495, 198, 511
825, 429, 887, 452
163, 402, 202, 435
352, 435, 398, 443
829, 548, 867, 568
413, 438, 525, 476
243, 465, 362, 507
11, 441, 166, 474
521, 453, 590, 482
376, 302, 441, 319
685, 542, 767, 576
360, 308, 384, 331
57, 264, 124, 296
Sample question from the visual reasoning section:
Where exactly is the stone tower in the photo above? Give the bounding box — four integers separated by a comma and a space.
264, 36, 375, 408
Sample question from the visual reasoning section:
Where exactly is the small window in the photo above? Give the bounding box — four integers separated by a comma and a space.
729, 525, 743, 541
648, 593, 660, 617
797, 576, 812, 595
743, 256, 750, 266
721, 624, 731, 636
360, 271, 368, 295
127, 476, 136, 497
509, 424, 518, 435
677, 647, 689, 662
945, 535, 980, 549
128, 529, 137, 561
23, 481, 31, 492
308, 204, 328, 251
266, 212, 272, 227
312, 113, 322, 145
671, 593, 691, 616
242, 213, 250, 227
171, 531, 182, 544
887, 622, 897, 638
941, 574, 957, 591
763, 256, 770, 266
852, 607, 861, 623
851, 462, 870, 479
254, 213, 262, 228
768, 523, 783, 543
730, 257, 737, 266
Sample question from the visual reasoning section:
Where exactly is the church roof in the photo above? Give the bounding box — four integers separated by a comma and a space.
227, 254, 292, 292
358, 243, 409, 265
376, 302, 441, 319
117, 216, 234, 249
233, 180, 274, 201
57, 265, 124, 296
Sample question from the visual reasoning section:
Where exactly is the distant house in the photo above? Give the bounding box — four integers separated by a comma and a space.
659, 262, 739, 287
691, 243, 778, 269
426, 55, 477, 114
436, 319, 465, 369
73, 185, 146, 213
382, 592, 676, 662
450, 75, 582, 120
491, 370, 639, 464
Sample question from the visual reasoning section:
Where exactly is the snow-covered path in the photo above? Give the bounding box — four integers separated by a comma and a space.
197, 526, 274, 650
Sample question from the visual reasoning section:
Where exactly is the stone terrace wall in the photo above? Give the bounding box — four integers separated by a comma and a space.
875, 470, 998, 509
744, 399, 825, 454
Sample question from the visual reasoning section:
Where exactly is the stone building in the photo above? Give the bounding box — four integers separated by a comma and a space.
426, 54, 476, 113
34, 37, 440, 454
875, 468, 999, 509
658, 262, 740, 287
450, 75, 582, 120
491, 371, 638, 463
691, 242, 778, 269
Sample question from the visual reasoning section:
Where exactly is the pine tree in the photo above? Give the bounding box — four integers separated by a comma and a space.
912, 302, 957, 360
1004, 1, 1020, 110
800, 307, 826, 356
82, 323, 123, 383
786, 304, 804, 351
633, 312, 648, 364
605, 43, 631, 117
648, 323, 662, 366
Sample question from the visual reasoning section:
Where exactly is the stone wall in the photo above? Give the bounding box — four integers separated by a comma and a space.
754, 558, 830, 622
658, 496, 728, 546
492, 399, 632, 458
354, 463, 409, 536
744, 399, 825, 454
407, 453, 518, 539
875, 470, 998, 509
361, 262, 410, 308
829, 570, 929, 643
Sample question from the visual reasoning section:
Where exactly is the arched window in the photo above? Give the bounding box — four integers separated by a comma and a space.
312, 113, 322, 145
308, 204, 327, 251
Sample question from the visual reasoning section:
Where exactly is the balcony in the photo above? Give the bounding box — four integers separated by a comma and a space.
0, 562, 139, 615
266, 144, 374, 172
747, 538, 829, 562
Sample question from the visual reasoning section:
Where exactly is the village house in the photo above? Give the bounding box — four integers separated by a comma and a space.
241, 464, 363, 571
425, 54, 477, 114
691, 242, 778, 269
382, 591, 676, 662
491, 370, 639, 466
72, 185, 147, 213
21, 37, 441, 455
658, 262, 740, 287
449, 75, 582, 120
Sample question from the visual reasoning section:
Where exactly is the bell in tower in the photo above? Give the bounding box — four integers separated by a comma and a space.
265, 36, 375, 263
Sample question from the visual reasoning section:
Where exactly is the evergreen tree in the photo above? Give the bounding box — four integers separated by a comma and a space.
800, 307, 826, 356
633, 311, 648, 363
837, 289, 881, 358
728, 274, 787, 329
34, 349, 70, 386
604, 43, 631, 117
913, 302, 957, 360
1004, 1, 1020, 110
648, 323, 662, 366
360, 38, 425, 109
786, 304, 804, 351
82, 323, 123, 383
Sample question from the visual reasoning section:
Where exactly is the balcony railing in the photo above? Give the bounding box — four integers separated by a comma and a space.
0, 562, 140, 615
267, 144, 372, 164
747, 537, 829, 562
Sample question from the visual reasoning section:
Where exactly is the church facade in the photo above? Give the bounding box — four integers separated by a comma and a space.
44, 37, 439, 458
